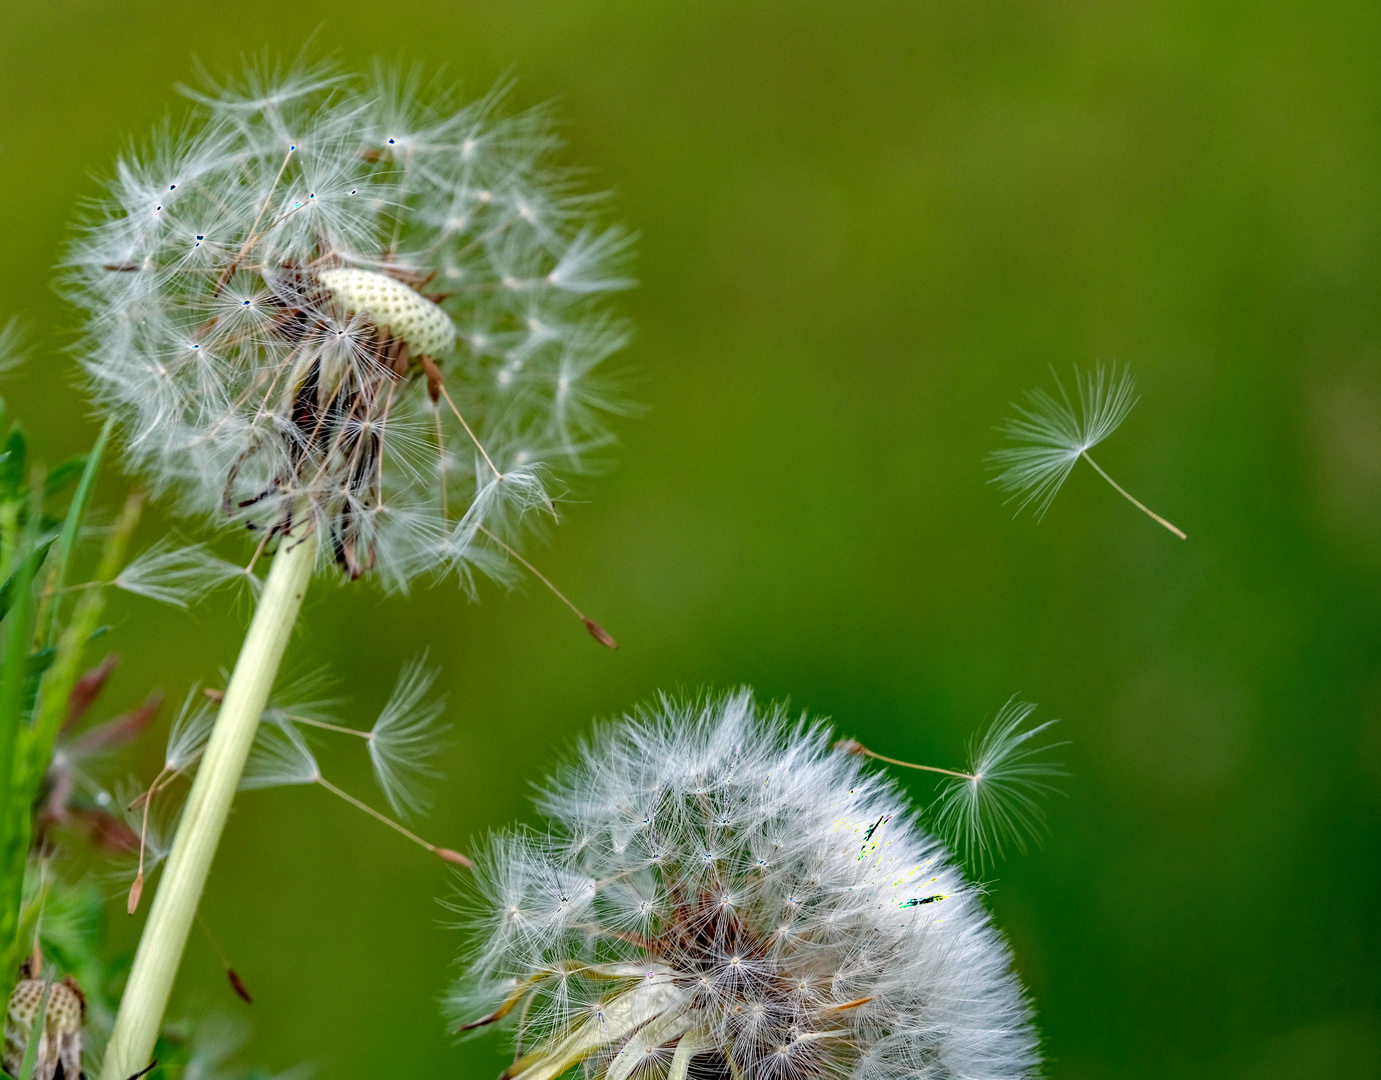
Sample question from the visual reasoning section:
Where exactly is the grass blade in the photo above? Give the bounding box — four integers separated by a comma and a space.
43, 419, 111, 645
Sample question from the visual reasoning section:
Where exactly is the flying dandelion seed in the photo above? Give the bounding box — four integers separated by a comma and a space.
258, 657, 449, 818
452, 691, 1041, 1080
836, 697, 1064, 872
928, 699, 1065, 871
987, 364, 1186, 538
366, 655, 449, 818
240, 701, 465, 865
67, 59, 636, 591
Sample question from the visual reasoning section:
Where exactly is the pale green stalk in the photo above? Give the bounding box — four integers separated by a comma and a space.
99, 528, 318, 1080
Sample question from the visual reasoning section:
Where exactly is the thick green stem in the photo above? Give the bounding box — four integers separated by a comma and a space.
99, 529, 317, 1080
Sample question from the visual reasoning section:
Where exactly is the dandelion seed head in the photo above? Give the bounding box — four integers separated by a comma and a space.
451, 691, 1039, 1080
68, 61, 634, 591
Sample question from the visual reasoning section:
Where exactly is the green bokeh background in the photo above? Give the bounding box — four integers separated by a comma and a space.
2, 2, 1380, 1077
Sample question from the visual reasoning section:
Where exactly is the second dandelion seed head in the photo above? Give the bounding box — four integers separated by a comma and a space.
453, 692, 1040, 1080
68, 61, 635, 590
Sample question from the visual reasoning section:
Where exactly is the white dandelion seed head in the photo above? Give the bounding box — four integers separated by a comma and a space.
67, 60, 635, 591
987, 362, 1138, 520
451, 691, 1040, 1080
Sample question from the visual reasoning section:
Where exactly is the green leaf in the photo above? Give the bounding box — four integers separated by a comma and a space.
42, 455, 89, 498
0, 478, 41, 1001
0, 538, 53, 623
44, 420, 111, 645
15, 980, 51, 1080
0, 428, 26, 501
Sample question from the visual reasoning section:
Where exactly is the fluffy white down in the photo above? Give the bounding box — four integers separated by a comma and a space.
66, 64, 634, 591
454, 692, 1040, 1080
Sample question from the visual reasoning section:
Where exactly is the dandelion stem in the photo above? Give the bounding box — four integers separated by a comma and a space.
1080, 452, 1186, 539
99, 525, 317, 1080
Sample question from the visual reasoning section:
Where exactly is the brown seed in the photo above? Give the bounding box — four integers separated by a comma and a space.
226, 968, 253, 1004
433, 847, 474, 869
583, 619, 618, 650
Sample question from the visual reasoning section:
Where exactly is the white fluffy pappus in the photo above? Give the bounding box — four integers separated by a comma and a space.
66, 60, 635, 591
987, 364, 1185, 538
452, 692, 1041, 1080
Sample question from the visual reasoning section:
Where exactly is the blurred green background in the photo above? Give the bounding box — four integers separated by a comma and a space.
2, 1, 1380, 1077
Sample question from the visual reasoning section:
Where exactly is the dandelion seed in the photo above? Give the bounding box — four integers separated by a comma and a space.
194, 913, 254, 1004
0, 317, 27, 379
240, 710, 466, 864
239, 720, 320, 790
164, 688, 217, 774
115, 540, 260, 607
367, 655, 448, 818
930, 698, 1065, 871
836, 701, 1063, 871
115, 777, 177, 899
68, 61, 635, 591
451, 691, 1041, 1080
258, 659, 449, 817
988, 363, 1186, 537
